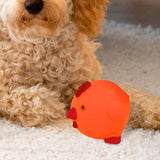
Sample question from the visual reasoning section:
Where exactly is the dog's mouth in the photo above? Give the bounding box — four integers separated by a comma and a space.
3, 0, 68, 40
20, 15, 49, 25
13, 13, 64, 38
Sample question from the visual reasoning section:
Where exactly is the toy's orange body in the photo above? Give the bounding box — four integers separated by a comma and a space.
67, 80, 130, 144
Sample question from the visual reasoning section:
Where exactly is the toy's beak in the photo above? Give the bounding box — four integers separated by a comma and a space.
66, 107, 77, 120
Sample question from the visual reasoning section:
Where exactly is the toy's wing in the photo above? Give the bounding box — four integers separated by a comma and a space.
105, 100, 131, 121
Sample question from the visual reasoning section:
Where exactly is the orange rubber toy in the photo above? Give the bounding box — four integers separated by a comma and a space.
67, 80, 130, 144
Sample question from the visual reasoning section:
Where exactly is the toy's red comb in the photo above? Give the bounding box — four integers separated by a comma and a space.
75, 81, 91, 97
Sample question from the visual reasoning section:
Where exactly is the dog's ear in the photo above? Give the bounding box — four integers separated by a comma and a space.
72, 0, 110, 37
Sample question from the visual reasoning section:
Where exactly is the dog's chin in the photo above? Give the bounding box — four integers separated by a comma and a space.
7, 17, 64, 43
7, 12, 65, 42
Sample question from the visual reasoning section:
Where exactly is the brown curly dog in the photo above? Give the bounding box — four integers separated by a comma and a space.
0, 0, 159, 129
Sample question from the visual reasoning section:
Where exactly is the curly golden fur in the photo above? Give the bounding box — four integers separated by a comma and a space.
0, 0, 159, 129
72, 0, 110, 37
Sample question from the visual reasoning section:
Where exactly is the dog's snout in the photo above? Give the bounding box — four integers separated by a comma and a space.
24, 0, 44, 15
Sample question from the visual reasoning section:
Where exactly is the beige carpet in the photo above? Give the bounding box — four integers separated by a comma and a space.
0, 21, 160, 160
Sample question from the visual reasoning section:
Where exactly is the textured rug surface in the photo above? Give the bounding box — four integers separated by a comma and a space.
0, 21, 160, 160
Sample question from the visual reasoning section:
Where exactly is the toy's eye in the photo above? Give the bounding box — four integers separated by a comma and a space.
81, 105, 85, 110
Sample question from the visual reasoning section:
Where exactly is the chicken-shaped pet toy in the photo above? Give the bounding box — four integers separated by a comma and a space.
67, 80, 130, 144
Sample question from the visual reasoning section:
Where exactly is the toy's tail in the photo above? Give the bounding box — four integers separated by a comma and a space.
120, 86, 160, 130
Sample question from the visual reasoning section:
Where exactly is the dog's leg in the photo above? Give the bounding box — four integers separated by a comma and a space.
0, 85, 66, 127
121, 86, 160, 130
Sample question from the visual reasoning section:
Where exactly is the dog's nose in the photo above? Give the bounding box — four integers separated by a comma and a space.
24, 0, 44, 15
